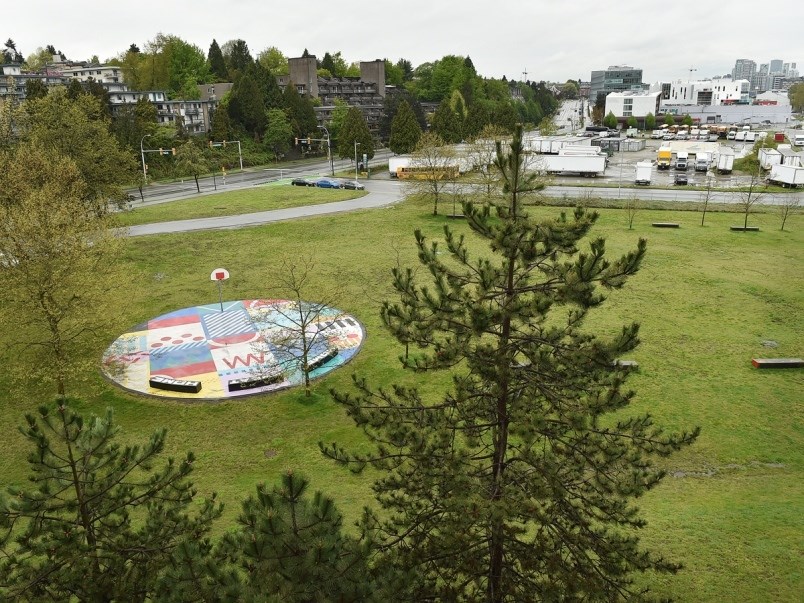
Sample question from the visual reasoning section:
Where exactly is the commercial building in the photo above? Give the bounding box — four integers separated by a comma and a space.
589, 66, 644, 102
651, 78, 750, 106
604, 90, 661, 125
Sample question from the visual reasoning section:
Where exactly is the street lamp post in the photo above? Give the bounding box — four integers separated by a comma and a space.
318, 125, 334, 176
140, 134, 152, 183
354, 141, 361, 181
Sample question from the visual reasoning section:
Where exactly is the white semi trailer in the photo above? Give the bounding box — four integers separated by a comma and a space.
767, 164, 804, 187
535, 154, 607, 177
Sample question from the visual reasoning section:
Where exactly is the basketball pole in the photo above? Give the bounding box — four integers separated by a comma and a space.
217, 280, 224, 312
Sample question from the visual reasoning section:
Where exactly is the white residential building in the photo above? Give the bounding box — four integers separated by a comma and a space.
59, 64, 123, 84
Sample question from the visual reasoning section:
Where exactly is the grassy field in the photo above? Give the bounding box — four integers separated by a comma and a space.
0, 192, 801, 600
116, 182, 366, 227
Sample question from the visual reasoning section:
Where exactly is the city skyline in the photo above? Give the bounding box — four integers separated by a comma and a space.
5, 0, 802, 85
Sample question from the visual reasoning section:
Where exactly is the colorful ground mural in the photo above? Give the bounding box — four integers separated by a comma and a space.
102, 300, 364, 400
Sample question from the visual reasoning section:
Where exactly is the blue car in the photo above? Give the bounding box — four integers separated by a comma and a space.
315, 178, 341, 189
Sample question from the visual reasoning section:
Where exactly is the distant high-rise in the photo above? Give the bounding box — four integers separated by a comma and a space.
732, 59, 756, 83
769, 59, 783, 74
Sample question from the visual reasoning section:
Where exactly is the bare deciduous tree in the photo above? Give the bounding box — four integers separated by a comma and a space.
251, 257, 341, 396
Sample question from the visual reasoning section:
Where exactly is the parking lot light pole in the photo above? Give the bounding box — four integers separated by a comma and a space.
318, 125, 334, 176
140, 134, 152, 183
354, 141, 361, 181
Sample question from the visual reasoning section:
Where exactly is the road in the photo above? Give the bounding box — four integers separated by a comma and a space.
132, 150, 394, 206
127, 175, 803, 237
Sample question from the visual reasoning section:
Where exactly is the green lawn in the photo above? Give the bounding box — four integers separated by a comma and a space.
116, 182, 366, 226
0, 194, 801, 601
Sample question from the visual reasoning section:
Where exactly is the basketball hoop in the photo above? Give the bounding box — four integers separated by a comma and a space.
210, 268, 230, 281
210, 268, 229, 311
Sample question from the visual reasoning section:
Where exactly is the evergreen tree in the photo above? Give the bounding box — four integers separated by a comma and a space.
604, 111, 618, 129
325, 126, 699, 602
228, 70, 266, 139
217, 471, 378, 602
463, 100, 492, 139
432, 98, 462, 143
282, 84, 318, 140
491, 101, 518, 132
224, 39, 253, 81
388, 99, 422, 154
208, 38, 228, 81
379, 89, 426, 143
645, 112, 657, 130
254, 60, 283, 110
0, 402, 222, 601
210, 104, 232, 141
336, 106, 373, 161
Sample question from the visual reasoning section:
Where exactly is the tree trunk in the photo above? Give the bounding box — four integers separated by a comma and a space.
194, 174, 200, 193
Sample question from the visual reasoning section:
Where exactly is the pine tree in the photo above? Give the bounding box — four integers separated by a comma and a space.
325, 125, 700, 601
208, 38, 228, 81
0, 402, 222, 601
218, 471, 378, 602
388, 99, 422, 154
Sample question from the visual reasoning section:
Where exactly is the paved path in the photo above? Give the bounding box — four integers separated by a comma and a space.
128, 180, 404, 236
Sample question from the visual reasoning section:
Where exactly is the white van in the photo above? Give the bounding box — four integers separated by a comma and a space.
794, 134, 804, 147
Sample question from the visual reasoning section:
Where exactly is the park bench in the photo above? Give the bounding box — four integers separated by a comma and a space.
652, 222, 680, 228
751, 358, 804, 369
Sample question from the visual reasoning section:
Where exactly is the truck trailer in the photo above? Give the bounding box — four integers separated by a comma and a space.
388, 155, 411, 177
717, 149, 735, 174
767, 164, 804, 187
635, 161, 652, 185
535, 154, 607, 177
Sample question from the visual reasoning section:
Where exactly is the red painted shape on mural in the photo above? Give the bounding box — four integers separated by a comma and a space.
221, 353, 265, 369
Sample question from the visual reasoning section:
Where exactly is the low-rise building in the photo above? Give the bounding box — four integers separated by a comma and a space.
604, 90, 661, 125
651, 78, 750, 106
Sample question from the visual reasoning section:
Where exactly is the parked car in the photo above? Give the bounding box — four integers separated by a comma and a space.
662, 133, 675, 141
315, 178, 341, 189
291, 178, 314, 186
674, 173, 688, 185
675, 132, 688, 141
340, 180, 365, 190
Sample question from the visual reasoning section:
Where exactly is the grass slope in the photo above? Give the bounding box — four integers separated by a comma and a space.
116, 183, 366, 227
0, 195, 801, 601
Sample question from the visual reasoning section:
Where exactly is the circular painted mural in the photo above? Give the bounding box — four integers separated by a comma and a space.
102, 299, 364, 400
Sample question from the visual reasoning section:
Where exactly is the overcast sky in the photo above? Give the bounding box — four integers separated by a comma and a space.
7, 0, 803, 84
